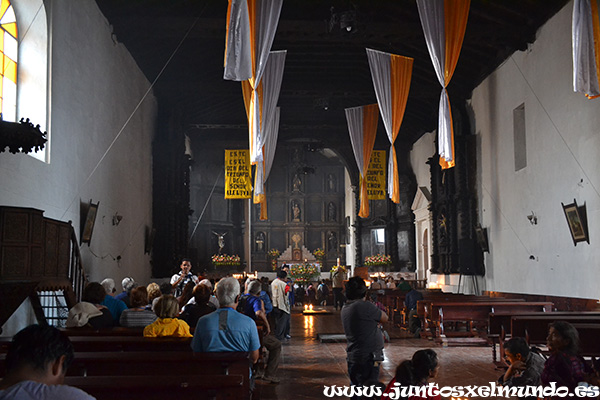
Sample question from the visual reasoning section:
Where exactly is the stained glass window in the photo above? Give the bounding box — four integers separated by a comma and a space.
0, 0, 17, 122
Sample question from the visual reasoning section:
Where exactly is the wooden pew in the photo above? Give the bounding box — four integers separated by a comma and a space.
489, 312, 600, 366
424, 301, 553, 339
510, 314, 600, 346
1, 351, 251, 399
64, 375, 244, 400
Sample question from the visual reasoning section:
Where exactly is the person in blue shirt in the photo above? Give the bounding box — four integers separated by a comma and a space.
191, 277, 260, 368
241, 280, 282, 384
100, 278, 128, 325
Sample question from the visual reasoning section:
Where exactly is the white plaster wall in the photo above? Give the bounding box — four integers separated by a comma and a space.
0, 0, 156, 289
472, 1, 600, 299
409, 130, 435, 192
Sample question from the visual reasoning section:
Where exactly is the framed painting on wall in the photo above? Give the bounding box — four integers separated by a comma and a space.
81, 199, 99, 246
561, 199, 589, 246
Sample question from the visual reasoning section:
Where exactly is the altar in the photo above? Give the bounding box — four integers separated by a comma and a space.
277, 244, 317, 267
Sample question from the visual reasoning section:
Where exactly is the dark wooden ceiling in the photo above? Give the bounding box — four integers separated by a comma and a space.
95, 0, 569, 148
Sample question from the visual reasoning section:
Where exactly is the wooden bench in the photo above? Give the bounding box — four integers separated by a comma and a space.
489, 312, 600, 366
1, 351, 251, 399
64, 374, 244, 400
423, 301, 553, 340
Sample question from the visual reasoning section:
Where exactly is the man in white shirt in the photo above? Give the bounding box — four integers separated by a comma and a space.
170, 258, 200, 297
270, 269, 290, 341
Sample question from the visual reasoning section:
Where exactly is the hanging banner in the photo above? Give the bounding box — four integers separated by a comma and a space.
365, 150, 386, 200
225, 149, 252, 199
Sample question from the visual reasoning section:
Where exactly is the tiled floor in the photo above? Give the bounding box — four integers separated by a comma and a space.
254, 307, 509, 399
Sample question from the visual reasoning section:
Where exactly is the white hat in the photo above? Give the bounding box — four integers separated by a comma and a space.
122, 277, 135, 291
66, 302, 103, 328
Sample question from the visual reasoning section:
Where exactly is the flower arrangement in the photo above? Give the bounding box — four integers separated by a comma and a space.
364, 254, 392, 266
211, 254, 241, 266
289, 262, 320, 284
268, 249, 281, 259
313, 248, 325, 260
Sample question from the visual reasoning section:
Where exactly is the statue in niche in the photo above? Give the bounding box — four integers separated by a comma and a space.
255, 231, 265, 252
327, 202, 337, 222
292, 173, 302, 192
291, 200, 301, 222
327, 231, 337, 252
327, 173, 336, 192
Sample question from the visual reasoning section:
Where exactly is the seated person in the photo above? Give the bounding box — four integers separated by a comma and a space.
180, 284, 216, 328
143, 295, 192, 337
120, 286, 158, 328
541, 321, 586, 399
116, 277, 136, 307
405, 287, 424, 337
384, 349, 440, 400
191, 277, 260, 365
66, 282, 114, 329
396, 277, 412, 292
498, 337, 545, 399
100, 278, 127, 325
146, 282, 162, 307
242, 280, 282, 384
0, 324, 94, 399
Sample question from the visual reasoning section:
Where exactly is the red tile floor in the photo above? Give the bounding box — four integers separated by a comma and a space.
253, 306, 509, 400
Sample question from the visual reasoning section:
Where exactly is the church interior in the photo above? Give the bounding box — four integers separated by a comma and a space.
1, 0, 600, 398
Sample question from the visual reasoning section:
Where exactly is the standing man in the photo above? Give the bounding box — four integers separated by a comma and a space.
270, 269, 290, 341
331, 266, 346, 311
171, 258, 199, 297
341, 277, 388, 396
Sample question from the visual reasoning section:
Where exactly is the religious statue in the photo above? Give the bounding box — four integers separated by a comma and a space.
212, 231, 227, 254
291, 200, 301, 222
255, 231, 265, 252
327, 231, 337, 252
327, 173, 336, 192
292, 173, 302, 192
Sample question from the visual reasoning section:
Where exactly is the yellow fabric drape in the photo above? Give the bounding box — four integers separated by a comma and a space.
242, 80, 264, 163
358, 104, 379, 218
440, 0, 469, 170
389, 55, 413, 203
589, 0, 600, 99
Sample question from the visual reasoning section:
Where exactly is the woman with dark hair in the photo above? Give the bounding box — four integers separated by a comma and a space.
541, 321, 586, 398
177, 281, 195, 311
383, 349, 440, 399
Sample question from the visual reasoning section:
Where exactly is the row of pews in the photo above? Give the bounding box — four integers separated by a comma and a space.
373, 288, 600, 365
0, 328, 252, 400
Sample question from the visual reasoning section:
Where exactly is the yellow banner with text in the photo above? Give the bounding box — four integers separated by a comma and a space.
225, 149, 252, 199
366, 150, 386, 200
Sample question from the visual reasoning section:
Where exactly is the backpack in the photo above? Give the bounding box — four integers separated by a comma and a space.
236, 294, 250, 314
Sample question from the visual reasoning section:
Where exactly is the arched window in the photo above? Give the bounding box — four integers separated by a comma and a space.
0, 0, 17, 122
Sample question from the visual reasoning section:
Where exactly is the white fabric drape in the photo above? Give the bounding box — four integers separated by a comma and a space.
223, 0, 283, 82
223, 0, 252, 81
346, 106, 365, 176
250, 50, 286, 164
255, 107, 280, 196
417, 0, 453, 165
573, 0, 600, 97
366, 49, 395, 197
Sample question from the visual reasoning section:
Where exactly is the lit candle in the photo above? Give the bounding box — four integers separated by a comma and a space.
337, 257, 340, 266
309, 304, 313, 311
